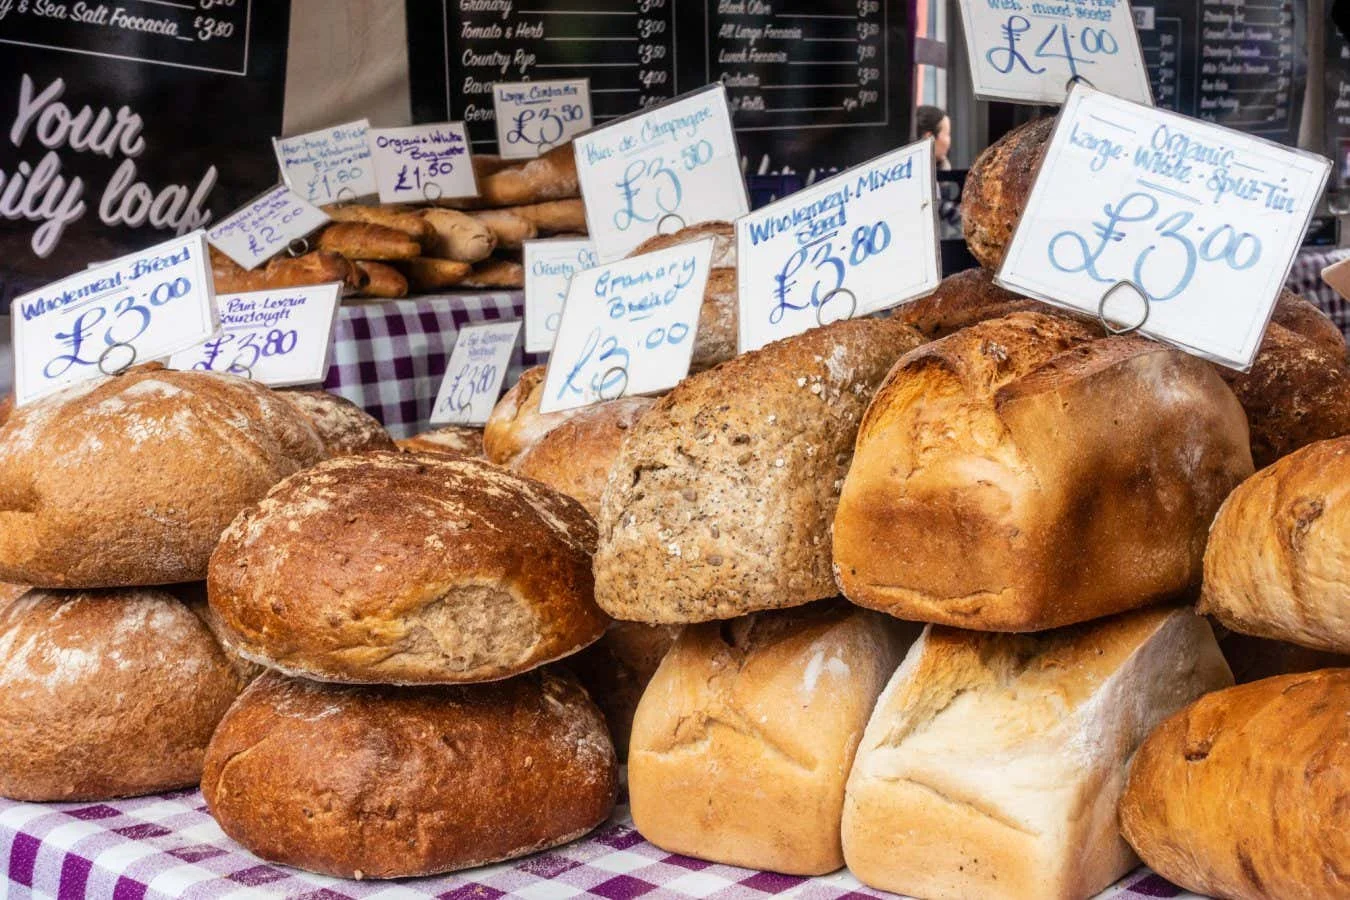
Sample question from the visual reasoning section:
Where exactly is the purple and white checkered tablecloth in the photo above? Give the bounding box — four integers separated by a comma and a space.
1288, 246, 1350, 336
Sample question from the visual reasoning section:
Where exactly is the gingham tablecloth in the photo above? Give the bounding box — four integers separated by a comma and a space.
1288, 245, 1350, 335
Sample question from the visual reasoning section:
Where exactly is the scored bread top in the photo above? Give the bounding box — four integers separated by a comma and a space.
279, 390, 396, 458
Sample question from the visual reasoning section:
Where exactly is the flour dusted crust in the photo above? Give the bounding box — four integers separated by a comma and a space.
0, 364, 325, 588
566, 620, 679, 760
0, 587, 252, 801
397, 425, 484, 457
202, 668, 617, 879
279, 390, 395, 457
962, 118, 1054, 270
594, 317, 926, 623
483, 366, 583, 465
627, 222, 737, 370
208, 451, 606, 684
629, 221, 737, 268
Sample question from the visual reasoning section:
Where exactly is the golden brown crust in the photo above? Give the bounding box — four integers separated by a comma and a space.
626, 223, 737, 368
207, 451, 607, 684
892, 267, 1098, 339
315, 222, 421, 261
1218, 630, 1350, 684
508, 198, 588, 235
1119, 670, 1350, 900
962, 118, 1054, 270
352, 261, 409, 299
477, 143, 579, 207
565, 621, 679, 760
1272, 289, 1345, 359
420, 209, 497, 263
472, 209, 538, 249
402, 257, 473, 291
397, 425, 484, 457
629, 221, 736, 268
0, 394, 10, 426
278, 390, 395, 457
461, 258, 525, 289
321, 204, 435, 245
202, 669, 617, 879
0, 364, 324, 588
211, 248, 365, 295
483, 366, 582, 465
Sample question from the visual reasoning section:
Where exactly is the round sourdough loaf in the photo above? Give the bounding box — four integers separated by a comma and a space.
484, 366, 582, 465
628, 221, 736, 268
201, 669, 617, 879
279, 390, 395, 457
628, 222, 737, 370
962, 118, 1054, 269
0, 587, 253, 801
397, 425, 484, 456
1272, 289, 1346, 359
208, 451, 607, 683
0, 364, 324, 588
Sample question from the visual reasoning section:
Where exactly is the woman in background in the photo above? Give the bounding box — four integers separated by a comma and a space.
916, 105, 952, 170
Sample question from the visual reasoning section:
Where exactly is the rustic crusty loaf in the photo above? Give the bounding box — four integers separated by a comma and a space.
483, 366, 583, 465
507, 198, 587, 235
472, 208, 537, 249
630, 602, 914, 875
1119, 670, 1349, 900
1200, 437, 1350, 654
843, 607, 1233, 900
461, 258, 525, 289
315, 222, 421, 261
1273, 288, 1346, 359
352, 260, 408, 299
834, 313, 1254, 631
629, 221, 736, 268
476, 143, 579, 207
595, 317, 927, 623
0, 364, 324, 588
626, 222, 737, 369
397, 425, 484, 456
402, 257, 473, 291
962, 118, 1053, 269
278, 389, 395, 457
893, 267, 1097, 339
1218, 630, 1350, 683
208, 452, 606, 683
0, 587, 253, 801
322, 203, 435, 245
567, 621, 679, 760
202, 668, 617, 879
211, 247, 365, 295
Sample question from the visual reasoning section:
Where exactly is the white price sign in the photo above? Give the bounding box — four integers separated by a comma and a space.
523, 238, 598, 353
958, 0, 1152, 105
493, 79, 593, 160
206, 184, 330, 270
11, 232, 218, 407
166, 283, 343, 387
430, 321, 522, 426
273, 119, 379, 204
736, 139, 941, 353
369, 123, 478, 204
540, 238, 714, 414
573, 85, 748, 263
998, 85, 1331, 370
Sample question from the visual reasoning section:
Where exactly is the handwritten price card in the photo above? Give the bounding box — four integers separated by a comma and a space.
958, 0, 1151, 104
430, 321, 522, 426
206, 185, 331, 270
493, 80, 593, 160
166, 283, 343, 388
524, 238, 598, 353
12, 232, 218, 406
370, 123, 478, 204
736, 139, 940, 352
540, 238, 714, 414
998, 84, 1331, 369
573, 84, 748, 263
274, 120, 379, 204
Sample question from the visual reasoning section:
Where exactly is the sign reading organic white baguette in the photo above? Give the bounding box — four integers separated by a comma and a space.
540, 237, 714, 414
523, 237, 598, 353
205, 184, 330, 270
573, 85, 748, 263
493, 79, 593, 160
430, 321, 522, 426
273, 119, 379, 205
166, 282, 343, 387
997, 84, 1330, 370
369, 122, 478, 204
736, 139, 941, 353
12, 231, 218, 406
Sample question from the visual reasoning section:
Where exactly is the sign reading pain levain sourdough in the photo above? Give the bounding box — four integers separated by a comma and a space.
997, 84, 1330, 371
736, 139, 941, 353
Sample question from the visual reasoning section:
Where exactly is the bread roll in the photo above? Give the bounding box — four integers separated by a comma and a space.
595, 317, 926, 623
208, 452, 606, 684
397, 424, 483, 456
421, 209, 497, 263
834, 313, 1253, 631
1272, 288, 1346, 359
626, 222, 737, 369
402, 257, 473, 291
461, 258, 525, 289
1218, 630, 1350, 684
278, 389, 395, 457
893, 267, 1096, 340
1119, 670, 1349, 900
476, 143, 579, 207
315, 222, 421, 261
472, 209, 537, 249
962, 118, 1053, 270
211, 247, 365, 295
508, 198, 588, 235
567, 621, 678, 760
1200, 437, 1350, 654
202, 669, 617, 879
0, 364, 324, 588
321, 203, 435, 245
353, 260, 408, 299
630, 602, 913, 875
0, 587, 253, 801
483, 366, 583, 465
843, 607, 1233, 900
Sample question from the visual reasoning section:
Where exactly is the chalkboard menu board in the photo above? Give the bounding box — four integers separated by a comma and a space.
406, 0, 912, 181
1328, 23, 1350, 188
0, 1, 290, 298
1131, 0, 1305, 145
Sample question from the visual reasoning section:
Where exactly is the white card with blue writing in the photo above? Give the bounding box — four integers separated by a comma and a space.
12, 232, 218, 407
997, 84, 1331, 370
370, 123, 478, 204
541, 238, 715, 413
494, 80, 593, 160
524, 238, 599, 353
274, 120, 379, 205
430, 321, 523, 426
736, 140, 941, 353
206, 185, 331, 270
573, 85, 748, 263
166, 283, 343, 388
958, 0, 1152, 105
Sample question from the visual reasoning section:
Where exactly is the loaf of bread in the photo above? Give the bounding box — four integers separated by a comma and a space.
397, 425, 484, 456
0, 587, 253, 801
843, 607, 1233, 900
472, 209, 537, 249
315, 222, 421, 261
507, 198, 587, 235
962, 118, 1053, 270
211, 247, 365, 295
476, 143, 579, 207
1119, 670, 1348, 900
834, 313, 1254, 631
484, 366, 583, 465
1218, 630, 1350, 684
893, 267, 1096, 340
0, 364, 324, 588
322, 203, 435, 245
630, 602, 913, 875
0, 581, 26, 610
627, 222, 737, 370
567, 621, 678, 760
629, 221, 737, 268
1200, 437, 1350, 654
421, 209, 497, 263
278, 389, 395, 457
202, 669, 617, 879
208, 452, 606, 683
595, 317, 926, 623
402, 257, 473, 291
353, 260, 409, 299
1273, 288, 1345, 359
461, 258, 525, 289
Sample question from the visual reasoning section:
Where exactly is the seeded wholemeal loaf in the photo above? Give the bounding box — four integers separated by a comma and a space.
962, 118, 1053, 270
279, 390, 395, 457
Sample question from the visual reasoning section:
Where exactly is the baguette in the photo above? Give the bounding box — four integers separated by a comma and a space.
402, 257, 473, 292
477, 143, 579, 206
321, 204, 434, 246
314, 222, 421, 261
508, 198, 588, 235
211, 248, 365, 295
460, 258, 525, 289
353, 261, 408, 298
421, 208, 497, 262
472, 209, 537, 249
